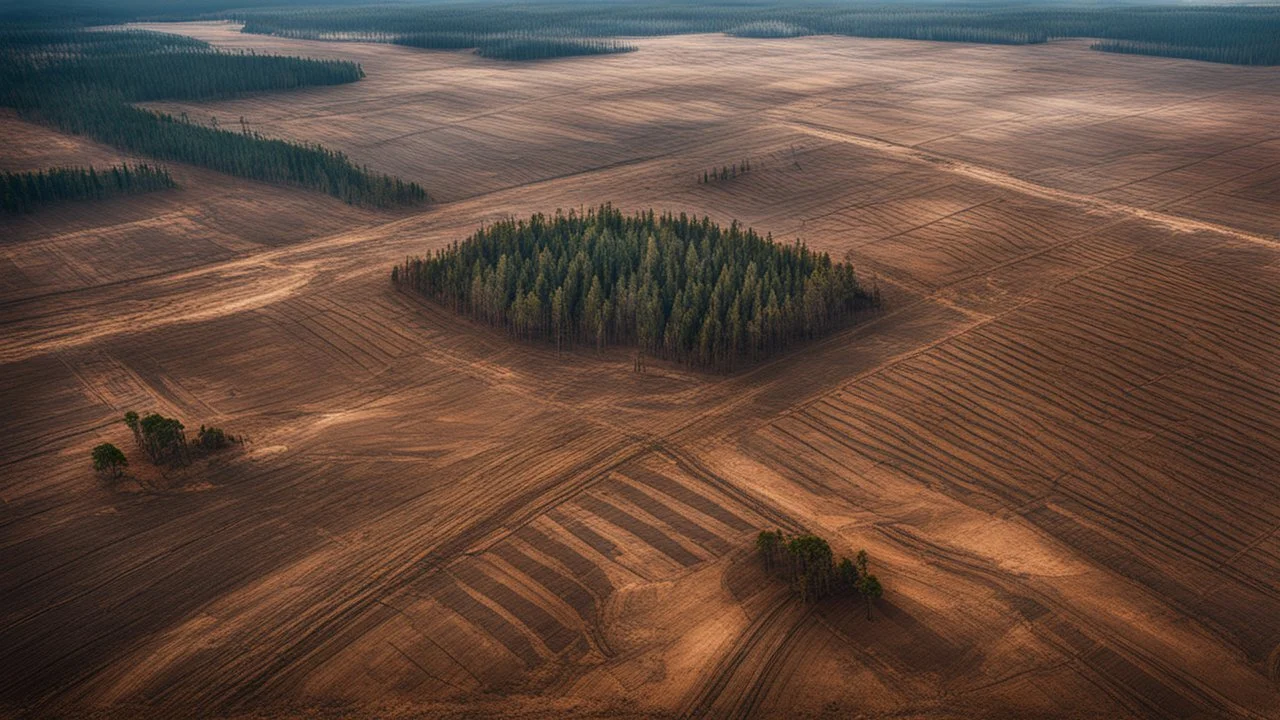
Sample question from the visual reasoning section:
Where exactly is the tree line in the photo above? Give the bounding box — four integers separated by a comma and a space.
123, 410, 238, 467
393, 205, 878, 371
225, 2, 1280, 66
2, 163, 175, 213
0, 28, 428, 207
1090, 40, 1279, 67
5, 3, 1276, 66
700, 158, 752, 184
394, 31, 634, 60
756, 530, 884, 618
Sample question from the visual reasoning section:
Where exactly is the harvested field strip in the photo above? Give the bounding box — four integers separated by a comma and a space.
433, 576, 543, 668
620, 465, 755, 533
515, 524, 617, 598
450, 562, 579, 656
606, 480, 732, 555
574, 494, 704, 568
489, 543, 597, 627
547, 511, 625, 563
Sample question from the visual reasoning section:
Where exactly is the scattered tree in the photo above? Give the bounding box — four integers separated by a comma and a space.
859, 573, 884, 620
91, 443, 128, 480
195, 425, 231, 451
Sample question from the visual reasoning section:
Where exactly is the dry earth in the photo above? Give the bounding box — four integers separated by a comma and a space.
3, 23, 1279, 719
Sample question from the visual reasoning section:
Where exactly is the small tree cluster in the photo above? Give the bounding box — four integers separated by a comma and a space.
124, 410, 189, 466
121, 410, 240, 468
699, 158, 751, 184
195, 424, 231, 451
756, 529, 884, 617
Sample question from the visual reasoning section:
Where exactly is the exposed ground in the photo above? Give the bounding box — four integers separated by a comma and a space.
3, 23, 1279, 719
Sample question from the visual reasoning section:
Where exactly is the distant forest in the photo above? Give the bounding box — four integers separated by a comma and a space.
1, 2, 1273, 65
3, 163, 174, 213
0, 28, 427, 207
221, 2, 1280, 66
393, 205, 878, 371
396, 33, 634, 61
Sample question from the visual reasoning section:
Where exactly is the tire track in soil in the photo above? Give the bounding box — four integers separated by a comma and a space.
876, 523, 1272, 720
680, 589, 803, 719
781, 120, 1280, 250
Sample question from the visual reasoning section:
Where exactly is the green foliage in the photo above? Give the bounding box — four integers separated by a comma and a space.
700, 159, 751, 184
726, 22, 812, 39
756, 529, 786, 571
122, 409, 240, 467
837, 556, 859, 593
91, 442, 128, 479
227, 2, 1280, 67
859, 574, 884, 620
136, 412, 188, 467
196, 424, 235, 451
474, 36, 634, 61
394, 205, 877, 371
2, 163, 174, 213
787, 534, 835, 602
1091, 39, 1280, 66
0, 28, 428, 207
393, 32, 633, 60
755, 528, 883, 609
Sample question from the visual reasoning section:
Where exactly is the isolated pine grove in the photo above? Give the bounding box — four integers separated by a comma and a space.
755, 530, 882, 610
2, 163, 174, 213
394, 206, 878, 371
0, 29, 427, 207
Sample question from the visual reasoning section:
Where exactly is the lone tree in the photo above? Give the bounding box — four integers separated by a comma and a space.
124, 411, 141, 448
196, 425, 231, 451
755, 529, 785, 571
91, 443, 128, 480
859, 574, 884, 620
837, 556, 860, 593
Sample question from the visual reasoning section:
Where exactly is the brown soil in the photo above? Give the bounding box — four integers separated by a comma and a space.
2, 24, 1278, 719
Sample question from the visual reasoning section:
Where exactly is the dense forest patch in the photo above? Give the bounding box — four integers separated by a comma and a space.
2, 163, 175, 213
0, 28, 427, 207
393, 205, 878, 371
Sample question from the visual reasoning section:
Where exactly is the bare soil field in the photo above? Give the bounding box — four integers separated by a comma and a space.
2, 24, 1278, 719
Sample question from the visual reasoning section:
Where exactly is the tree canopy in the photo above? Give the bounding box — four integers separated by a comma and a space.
755, 529, 883, 610
91, 443, 128, 479
2, 163, 174, 213
394, 205, 878, 371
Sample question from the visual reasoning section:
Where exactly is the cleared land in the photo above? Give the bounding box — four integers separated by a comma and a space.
2, 23, 1279, 719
